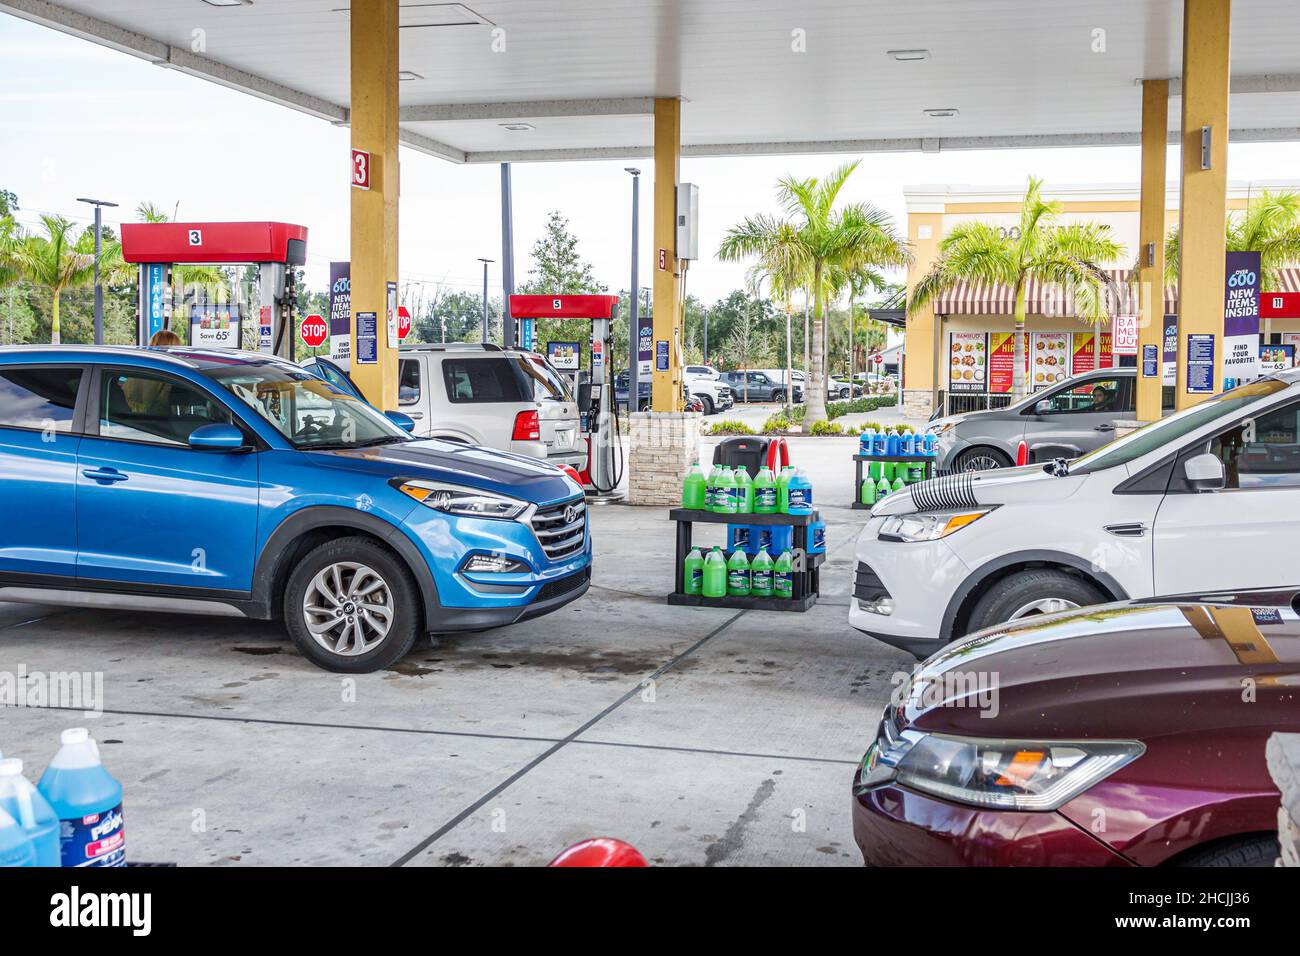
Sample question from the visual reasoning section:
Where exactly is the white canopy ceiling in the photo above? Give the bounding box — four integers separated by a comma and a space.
6, 0, 1300, 163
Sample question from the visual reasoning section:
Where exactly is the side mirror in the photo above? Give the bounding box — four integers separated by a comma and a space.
1034, 399, 1052, 416
577, 382, 593, 414
188, 422, 246, 451
384, 411, 416, 433
1184, 452, 1225, 492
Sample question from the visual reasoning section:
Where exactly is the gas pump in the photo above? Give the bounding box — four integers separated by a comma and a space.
120, 221, 308, 357
508, 294, 622, 502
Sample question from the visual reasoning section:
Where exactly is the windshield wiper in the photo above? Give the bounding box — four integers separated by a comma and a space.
353, 436, 411, 448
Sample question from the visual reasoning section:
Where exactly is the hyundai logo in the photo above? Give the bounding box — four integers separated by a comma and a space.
564, 504, 579, 524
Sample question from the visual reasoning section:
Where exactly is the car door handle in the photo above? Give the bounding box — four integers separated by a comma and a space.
82, 467, 128, 484
1095, 423, 1115, 432
406, 412, 424, 419
1104, 522, 1146, 537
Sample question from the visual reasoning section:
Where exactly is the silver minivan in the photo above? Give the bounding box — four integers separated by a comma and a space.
304, 344, 587, 473
928, 367, 1136, 471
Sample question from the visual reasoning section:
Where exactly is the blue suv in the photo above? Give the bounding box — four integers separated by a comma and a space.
0, 346, 592, 672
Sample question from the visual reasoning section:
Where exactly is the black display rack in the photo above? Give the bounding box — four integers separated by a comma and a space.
851, 454, 936, 510
667, 508, 822, 612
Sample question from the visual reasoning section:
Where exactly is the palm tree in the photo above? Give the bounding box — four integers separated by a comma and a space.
718, 161, 909, 424
1165, 189, 1300, 289
12, 215, 96, 345
910, 177, 1124, 401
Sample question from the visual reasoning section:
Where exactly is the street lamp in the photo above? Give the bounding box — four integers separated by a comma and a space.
624, 168, 641, 410
77, 197, 118, 345
477, 258, 493, 343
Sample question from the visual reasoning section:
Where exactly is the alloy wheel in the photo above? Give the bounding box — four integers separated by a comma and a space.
302, 561, 394, 656
960, 454, 1005, 472
1007, 597, 1079, 620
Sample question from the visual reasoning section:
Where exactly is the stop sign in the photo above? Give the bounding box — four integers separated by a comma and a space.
873, 354, 883, 365
301, 313, 328, 348
397, 305, 412, 340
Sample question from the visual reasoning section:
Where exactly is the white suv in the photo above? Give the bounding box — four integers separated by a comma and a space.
683, 366, 734, 416
304, 344, 586, 473
851, 370, 1300, 658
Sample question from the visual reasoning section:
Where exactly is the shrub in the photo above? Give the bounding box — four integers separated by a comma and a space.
708, 419, 755, 436
762, 414, 792, 434
810, 420, 844, 436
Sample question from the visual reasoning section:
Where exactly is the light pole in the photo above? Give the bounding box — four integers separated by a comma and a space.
624, 168, 641, 410
77, 197, 118, 345
477, 258, 493, 344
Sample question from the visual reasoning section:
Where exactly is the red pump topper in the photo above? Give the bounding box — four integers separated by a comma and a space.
120, 221, 308, 356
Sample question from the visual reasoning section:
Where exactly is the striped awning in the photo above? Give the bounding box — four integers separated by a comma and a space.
929, 267, 1300, 317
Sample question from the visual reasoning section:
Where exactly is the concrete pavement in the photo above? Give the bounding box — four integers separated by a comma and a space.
0, 442, 912, 867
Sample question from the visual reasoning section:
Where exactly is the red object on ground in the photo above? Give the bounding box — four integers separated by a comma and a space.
547, 838, 649, 867
1016, 440, 1028, 466
120, 221, 308, 264
766, 437, 790, 472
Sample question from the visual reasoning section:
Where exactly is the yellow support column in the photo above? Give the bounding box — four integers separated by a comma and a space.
349, 0, 400, 410
651, 98, 682, 412
904, 211, 942, 417
1136, 79, 1169, 422
1175, 0, 1231, 409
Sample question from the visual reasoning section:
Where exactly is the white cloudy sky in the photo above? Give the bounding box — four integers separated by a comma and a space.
4, 11, 1300, 305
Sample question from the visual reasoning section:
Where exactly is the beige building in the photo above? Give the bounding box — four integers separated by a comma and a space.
902, 181, 1300, 419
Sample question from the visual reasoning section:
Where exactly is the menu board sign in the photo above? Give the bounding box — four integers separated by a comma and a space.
948, 332, 987, 392
1071, 332, 1113, 375
1030, 332, 1071, 390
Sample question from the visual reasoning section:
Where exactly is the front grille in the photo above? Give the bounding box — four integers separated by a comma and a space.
529, 496, 587, 560
537, 566, 590, 602
853, 561, 891, 604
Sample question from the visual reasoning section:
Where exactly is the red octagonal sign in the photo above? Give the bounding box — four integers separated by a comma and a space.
397, 305, 412, 340
301, 313, 328, 348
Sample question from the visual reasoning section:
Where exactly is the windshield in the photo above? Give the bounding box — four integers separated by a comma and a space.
202, 363, 410, 450
1071, 377, 1288, 473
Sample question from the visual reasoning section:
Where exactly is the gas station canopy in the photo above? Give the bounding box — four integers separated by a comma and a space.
7, 0, 1300, 163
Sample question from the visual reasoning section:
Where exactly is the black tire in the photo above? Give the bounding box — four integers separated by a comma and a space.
698, 394, 714, 416
955, 446, 1014, 472
965, 569, 1107, 636
1173, 834, 1280, 867
771, 389, 785, 404
283, 535, 421, 673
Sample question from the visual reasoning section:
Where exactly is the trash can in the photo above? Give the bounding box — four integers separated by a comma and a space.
713, 437, 789, 478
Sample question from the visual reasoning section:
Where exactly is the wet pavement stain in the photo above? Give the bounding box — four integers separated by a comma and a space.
401, 643, 697, 678
233, 646, 282, 657
704, 776, 776, 866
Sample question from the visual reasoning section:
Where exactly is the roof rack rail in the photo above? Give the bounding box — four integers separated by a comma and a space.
399, 342, 504, 352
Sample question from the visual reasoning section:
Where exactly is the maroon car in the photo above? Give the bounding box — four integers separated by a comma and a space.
853, 588, 1298, 866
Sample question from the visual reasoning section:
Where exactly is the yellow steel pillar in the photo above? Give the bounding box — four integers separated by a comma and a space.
1136, 78, 1169, 422
349, 0, 400, 410
1175, 0, 1231, 409
651, 98, 683, 412
904, 211, 942, 415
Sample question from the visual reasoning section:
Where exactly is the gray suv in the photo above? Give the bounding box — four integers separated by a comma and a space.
720, 370, 800, 403
929, 368, 1136, 471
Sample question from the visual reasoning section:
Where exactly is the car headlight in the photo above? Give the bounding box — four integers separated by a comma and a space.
396, 480, 528, 520
928, 421, 956, 437
878, 509, 991, 542
891, 733, 1144, 811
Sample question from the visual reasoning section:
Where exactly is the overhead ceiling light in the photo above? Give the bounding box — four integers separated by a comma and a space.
200, 0, 251, 6
924, 108, 959, 118
887, 49, 930, 61
399, 71, 423, 81
499, 123, 534, 132
332, 3, 493, 28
